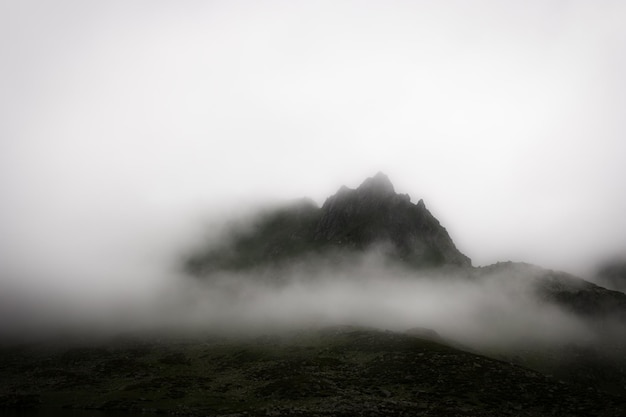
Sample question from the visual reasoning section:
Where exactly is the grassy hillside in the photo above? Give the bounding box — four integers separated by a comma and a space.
1, 327, 625, 416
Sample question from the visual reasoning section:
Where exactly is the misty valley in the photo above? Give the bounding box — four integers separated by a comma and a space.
2, 173, 626, 416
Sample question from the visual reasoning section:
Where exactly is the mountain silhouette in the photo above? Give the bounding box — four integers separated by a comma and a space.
185, 172, 470, 274
185, 173, 626, 323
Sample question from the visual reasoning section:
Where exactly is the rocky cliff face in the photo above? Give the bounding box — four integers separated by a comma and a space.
186, 172, 471, 274
314, 172, 470, 267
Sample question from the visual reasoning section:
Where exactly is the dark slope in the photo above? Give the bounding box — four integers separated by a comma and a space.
186, 198, 323, 273
186, 172, 470, 275
473, 262, 626, 396
2, 327, 625, 416
476, 261, 626, 321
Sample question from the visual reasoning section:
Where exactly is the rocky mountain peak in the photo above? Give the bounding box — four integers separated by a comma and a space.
314, 174, 470, 267
186, 173, 472, 274
356, 171, 396, 198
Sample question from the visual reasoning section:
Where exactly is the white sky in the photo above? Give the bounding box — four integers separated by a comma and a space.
1, 0, 625, 281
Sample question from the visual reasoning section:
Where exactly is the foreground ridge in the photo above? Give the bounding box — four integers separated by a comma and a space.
2, 327, 625, 416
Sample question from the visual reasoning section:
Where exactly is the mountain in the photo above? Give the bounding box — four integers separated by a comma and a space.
185, 173, 626, 322
186, 172, 471, 274
4, 174, 626, 415
315, 172, 470, 267
476, 261, 626, 322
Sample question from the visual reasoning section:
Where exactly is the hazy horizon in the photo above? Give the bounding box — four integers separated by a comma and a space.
2, 1, 626, 336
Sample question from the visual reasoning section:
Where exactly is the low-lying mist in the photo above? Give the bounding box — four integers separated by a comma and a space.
1, 193, 623, 354
173, 258, 595, 348
0, 230, 606, 352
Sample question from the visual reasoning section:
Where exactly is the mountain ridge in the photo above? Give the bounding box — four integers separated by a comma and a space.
184, 173, 626, 325
186, 172, 470, 274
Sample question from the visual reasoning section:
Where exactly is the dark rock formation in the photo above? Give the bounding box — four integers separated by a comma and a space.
313, 172, 470, 267
186, 172, 470, 274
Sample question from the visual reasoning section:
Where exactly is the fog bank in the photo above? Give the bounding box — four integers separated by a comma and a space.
1, 244, 603, 352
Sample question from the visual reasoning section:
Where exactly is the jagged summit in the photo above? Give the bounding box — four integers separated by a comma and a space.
186, 174, 471, 274
314, 174, 470, 267
356, 171, 396, 197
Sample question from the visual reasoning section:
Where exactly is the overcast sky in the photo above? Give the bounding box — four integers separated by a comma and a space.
1, 0, 625, 288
